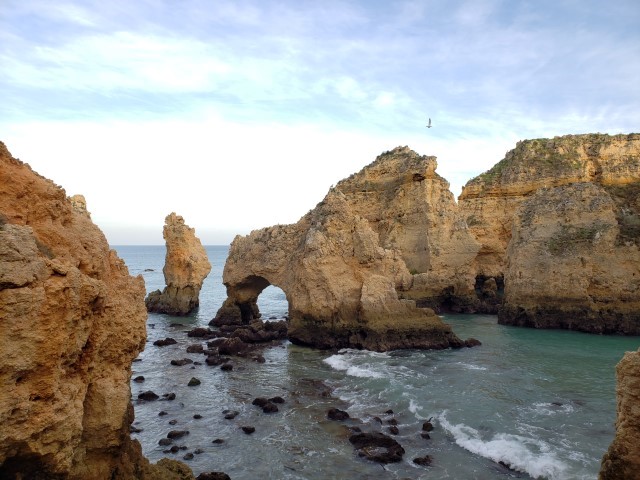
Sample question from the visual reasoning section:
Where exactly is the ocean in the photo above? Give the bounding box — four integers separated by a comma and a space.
115, 245, 640, 480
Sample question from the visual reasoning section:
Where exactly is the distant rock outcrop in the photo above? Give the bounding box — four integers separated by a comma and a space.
214, 147, 473, 351
0, 142, 195, 479
145, 213, 211, 316
599, 348, 640, 479
459, 134, 640, 333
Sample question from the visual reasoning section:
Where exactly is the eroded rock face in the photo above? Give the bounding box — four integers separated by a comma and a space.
599, 348, 640, 479
145, 213, 211, 315
0, 142, 194, 479
214, 148, 467, 351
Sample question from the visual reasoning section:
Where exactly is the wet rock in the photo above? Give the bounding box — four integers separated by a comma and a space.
220, 363, 233, 371
167, 430, 189, 439
133, 375, 145, 383
130, 426, 143, 433
196, 473, 231, 480
465, 338, 482, 347
205, 355, 224, 366
217, 337, 251, 356
327, 408, 350, 421
194, 448, 204, 454
420, 433, 431, 440
169, 445, 180, 454
138, 390, 159, 401
384, 409, 394, 414
188, 327, 214, 338
413, 455, 433, 466
388, 418, 398, 425
252, 354, 266, 363
241, 426, 255, 434
193, 414, 202, 419
269, 396, 285, 404
171, 358, 194, 366
159, 438, 173, 446
252, 397, 269, 407
162, 392, 176, 401
211, 438, 225, 444
262, 402, 279, 414
223, 410, 239, 420
389, 426, 399, 435
193, 361, 202, 365
188, 377, 201, 386
349, 432, 405, 463
169, 419, 178, 425
350, 426, 362, 433
159, 411, 168, 416
183, 453, 194, 460
153, 337, 177, 347
373, 416, 382, 424
187, 343, 205, 353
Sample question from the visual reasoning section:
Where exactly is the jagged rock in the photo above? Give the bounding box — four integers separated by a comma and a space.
599, 348, 640, 479
349, 432, 405, 463
213, 148, 466, 351
154, 337, 178, 347
145, 213, 211, 316
187, 377, 201, 387
138, 391, 160, 401
0, 142, 195, 478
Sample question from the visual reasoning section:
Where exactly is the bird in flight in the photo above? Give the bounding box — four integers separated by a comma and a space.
426, 118, 432, 128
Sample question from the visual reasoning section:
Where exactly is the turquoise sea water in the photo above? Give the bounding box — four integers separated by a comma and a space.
115, 245, 640, 480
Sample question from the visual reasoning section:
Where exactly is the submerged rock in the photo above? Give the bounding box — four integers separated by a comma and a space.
349, 432, 405, 463
327, 408, 350, 421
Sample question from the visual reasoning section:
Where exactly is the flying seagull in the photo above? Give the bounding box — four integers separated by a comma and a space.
426, 118, 432, 128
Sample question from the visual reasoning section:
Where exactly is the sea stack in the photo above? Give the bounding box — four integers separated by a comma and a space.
145, 213, 211, 316
599, 348, 640, 479
0, 141, 195, 478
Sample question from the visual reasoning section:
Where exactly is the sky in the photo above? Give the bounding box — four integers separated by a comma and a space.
1, 0, 639, 245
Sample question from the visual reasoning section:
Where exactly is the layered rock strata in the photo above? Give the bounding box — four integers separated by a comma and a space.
214, 148, 474, 351
599, 348, 640, 479
460, 134, 640, 332
146, 213, 211, 315
0, 142, 195, 479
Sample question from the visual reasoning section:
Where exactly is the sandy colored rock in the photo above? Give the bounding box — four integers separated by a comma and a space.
214, 148, 468, 351
145, 212, 211, 315
0, 142, 195, 479
599, 348, 640, 480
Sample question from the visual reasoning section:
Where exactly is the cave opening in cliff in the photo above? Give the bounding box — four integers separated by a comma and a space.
257, 284, 289, 322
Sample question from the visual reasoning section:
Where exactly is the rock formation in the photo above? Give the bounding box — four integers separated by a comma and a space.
0, 141, 195, 479
600, 348, 640, 479
145, 213, 211, 316
459, 134, 640, 333
214, 147, 476, 351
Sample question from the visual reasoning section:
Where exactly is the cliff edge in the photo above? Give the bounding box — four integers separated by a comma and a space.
0, 142, 195, 479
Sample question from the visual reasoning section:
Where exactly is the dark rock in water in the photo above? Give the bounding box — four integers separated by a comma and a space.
350, 426, 362, 433
349, 432, 405, 463
194, 448, 204, 454
413, 455, 433, 466
133, 375, 145, 383
130, 426, 143, 433
138, 390, 159, 401
262, 402, 279, 413
465, 337, 482, 347
217, 337, 251, 356
167, 430, 189, 439
223, 410, 239, 420
205, 355, 224, 366
252, 397, 269, 407
327, 408, 350, 421
159, 411, 168, 416
420, 433, 431, 440
241, 426, 255, 434
197, 472, 231, 480
144, 268, 154, 272
211, 438, 225, 444
168, 419, 178, 425
384, 409, 394, 414
159, 438, 173, 446
161, 392, 176, 401
389, 425, 399, 435
188, 327, 214, 338
193, 414, 202, 419
551, 401, 563, 407
373, 416, 382, 424
183, 453, 194, 460
187, 343, 205, 353
169, 323, 183, 327
220, 363, 233, 371
169, 445, 180, 453
193, 361, 202, 365
154, 337, 177, 347
269, 396, 285, 404
188, 377, 201, 386
422, 421, 434, 432
388, 418, 398, 425
252, 354, 266, 363
171, 358, 194, 366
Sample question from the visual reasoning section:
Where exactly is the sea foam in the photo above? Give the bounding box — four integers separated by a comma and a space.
323, 354, 384, 378
438, 413, 568, 480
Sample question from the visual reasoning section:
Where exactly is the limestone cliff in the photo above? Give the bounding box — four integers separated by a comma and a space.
214, 147, 476, 351
599, 348, 640, 480
459, 133, 640, 332
145, 213, 211, 316
0, 142, 195, 479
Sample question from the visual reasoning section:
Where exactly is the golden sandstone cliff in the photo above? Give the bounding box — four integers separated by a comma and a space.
145, 213, 211, 316
0, 142, 195, 479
